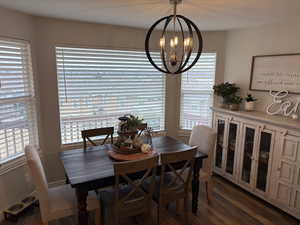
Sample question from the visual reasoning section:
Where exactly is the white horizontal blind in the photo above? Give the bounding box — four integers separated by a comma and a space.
56, 47, 165, 144
180, 53, 216, 130
0, 39, 37, 163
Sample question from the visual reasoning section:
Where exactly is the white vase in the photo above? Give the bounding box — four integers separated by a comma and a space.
245, 101, 255, 111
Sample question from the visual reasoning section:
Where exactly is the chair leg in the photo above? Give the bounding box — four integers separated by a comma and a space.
148, 208, 154, 225
100, 203, 106, 225
176, 200, 181, 215
183, 197, 189, 225
205, 180, 213, 203
157, 204, 163, 225
113, 208, 119, 225
95, 208, 101, 225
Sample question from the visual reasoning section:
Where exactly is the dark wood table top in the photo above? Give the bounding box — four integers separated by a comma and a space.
60, 136, 207, 188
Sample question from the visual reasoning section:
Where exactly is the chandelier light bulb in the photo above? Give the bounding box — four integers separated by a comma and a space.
170, 38, 175, 48
159, 37, 165, 48
174, 36, 178, 46
184, 37, 190, 46
184, 39, 187, 47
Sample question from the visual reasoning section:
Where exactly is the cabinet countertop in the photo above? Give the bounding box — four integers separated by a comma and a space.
211, 107, 300, 132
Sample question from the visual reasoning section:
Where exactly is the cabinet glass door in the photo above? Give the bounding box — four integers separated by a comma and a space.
226, 123, 238, 175
256, 131, 272, 192
241, 127, 255, 184
215, 119, 225, 169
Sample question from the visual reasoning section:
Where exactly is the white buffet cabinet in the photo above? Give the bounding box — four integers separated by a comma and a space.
212, 107, 300, 219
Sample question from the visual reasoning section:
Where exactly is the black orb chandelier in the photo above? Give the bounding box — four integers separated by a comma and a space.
145, 0, 203, 74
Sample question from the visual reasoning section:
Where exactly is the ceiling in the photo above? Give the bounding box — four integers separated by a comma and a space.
0, 0, 299, 30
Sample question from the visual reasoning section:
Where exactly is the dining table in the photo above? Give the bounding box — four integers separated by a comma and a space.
60, 135, 208, 225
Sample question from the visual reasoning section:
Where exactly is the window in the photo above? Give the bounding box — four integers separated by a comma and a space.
180, 53, 217, 130
0, 39, 37, 164
56, 47, 165, 144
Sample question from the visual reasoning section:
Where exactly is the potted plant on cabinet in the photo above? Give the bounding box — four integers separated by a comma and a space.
213, 82, 240, 107
244, 94, 257, 111
227, 95, 243, 111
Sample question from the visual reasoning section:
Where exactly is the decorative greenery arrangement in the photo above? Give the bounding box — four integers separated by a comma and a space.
213, 82, 240, 103
245, 94, 257, 102
121, 115, 144, 132
228, 95, 243, 104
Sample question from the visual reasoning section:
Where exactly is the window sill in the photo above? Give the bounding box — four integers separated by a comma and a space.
0, 153, 27, 176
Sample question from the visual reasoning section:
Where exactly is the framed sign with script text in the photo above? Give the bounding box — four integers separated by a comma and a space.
250, 53, 300, 94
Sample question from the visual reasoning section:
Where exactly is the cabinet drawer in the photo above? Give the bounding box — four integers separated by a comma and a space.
274, 181, 292, 207
277, 160, 295, 184
291, 188, 300, 213
280, 135, 300, 163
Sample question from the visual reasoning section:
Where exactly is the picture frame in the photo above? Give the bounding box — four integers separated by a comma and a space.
249, 53, 300, 94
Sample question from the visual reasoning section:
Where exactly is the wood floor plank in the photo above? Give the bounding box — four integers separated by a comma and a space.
1, 176, 298, 225
213, 177, 299, 225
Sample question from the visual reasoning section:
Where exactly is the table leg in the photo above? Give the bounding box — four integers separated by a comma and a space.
65, 174, 70, 184
192, 158, 202, 214
76, 188, 88, 225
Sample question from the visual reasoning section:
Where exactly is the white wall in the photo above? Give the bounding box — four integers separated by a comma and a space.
224, 22, 300, 112
0, 6, 227, 214
0, 7, 36, 215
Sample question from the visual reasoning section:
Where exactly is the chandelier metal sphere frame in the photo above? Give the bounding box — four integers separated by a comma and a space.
145, 0, 203, 74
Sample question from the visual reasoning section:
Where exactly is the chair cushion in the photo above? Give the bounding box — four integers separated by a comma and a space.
98, 185, 147, 224
98, 185, 145, 206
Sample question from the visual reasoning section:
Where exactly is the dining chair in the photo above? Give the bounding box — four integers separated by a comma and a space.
154, 148, 197, 225
81, 127, 114, 151
98, 155, 159, 225
189, 125, 217, 202
25, 145, 101, 225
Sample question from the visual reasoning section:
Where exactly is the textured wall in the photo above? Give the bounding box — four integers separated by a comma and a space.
224, 22, 300, 113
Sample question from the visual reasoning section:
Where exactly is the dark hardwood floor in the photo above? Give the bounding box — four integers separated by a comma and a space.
1, 176, 299, 225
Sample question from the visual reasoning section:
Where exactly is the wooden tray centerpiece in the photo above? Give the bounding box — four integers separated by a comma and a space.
108, 115, 154, 161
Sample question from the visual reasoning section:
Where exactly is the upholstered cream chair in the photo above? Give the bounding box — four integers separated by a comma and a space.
189, 125, 217, 202
25, 145, 100, 225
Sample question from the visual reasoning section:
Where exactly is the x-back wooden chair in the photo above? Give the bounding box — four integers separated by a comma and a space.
81, 127, 114, 151
98, 155, 159, 225
157, 148, 197, 225
137, 123, 147, 137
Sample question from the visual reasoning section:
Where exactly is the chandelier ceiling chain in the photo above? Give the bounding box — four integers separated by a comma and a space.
145, 0, 203, 74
